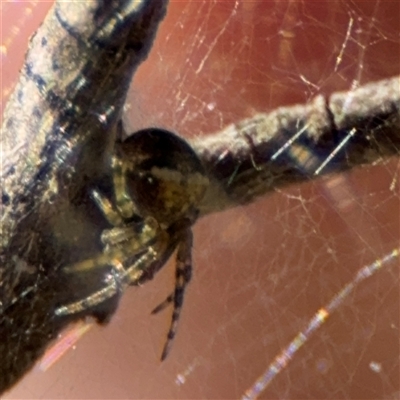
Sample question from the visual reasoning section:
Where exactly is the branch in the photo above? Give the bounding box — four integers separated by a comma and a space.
192, 76, 400, 215
0, 0, 168, 392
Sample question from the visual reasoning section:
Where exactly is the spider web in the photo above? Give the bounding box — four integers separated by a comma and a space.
2, 1, 399, 399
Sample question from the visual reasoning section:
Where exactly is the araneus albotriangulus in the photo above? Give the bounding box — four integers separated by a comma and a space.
55, 127, 209, 360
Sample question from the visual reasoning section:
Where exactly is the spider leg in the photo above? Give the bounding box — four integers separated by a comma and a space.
91, 189, 124, 226
151, 293, 174, 314
101, 217, 158, 248
64, 217, 159, 273
55, 242, 163, 316
55, 259, 125, 316
112, 154, 139, 218
158, 228, 193, 361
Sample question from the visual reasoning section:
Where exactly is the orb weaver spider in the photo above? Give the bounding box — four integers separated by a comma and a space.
55, 127, 209, 360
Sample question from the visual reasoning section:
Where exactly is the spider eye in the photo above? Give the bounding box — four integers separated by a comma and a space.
138, 173, 159, 194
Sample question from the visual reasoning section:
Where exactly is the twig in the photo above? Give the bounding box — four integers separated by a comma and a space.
193, 76, 400, 215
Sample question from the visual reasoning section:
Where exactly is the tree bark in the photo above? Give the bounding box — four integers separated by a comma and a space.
0, 0, 168, 392
192, 76, 400, 215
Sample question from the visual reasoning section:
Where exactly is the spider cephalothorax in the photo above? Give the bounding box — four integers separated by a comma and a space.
55, 127, 209, 360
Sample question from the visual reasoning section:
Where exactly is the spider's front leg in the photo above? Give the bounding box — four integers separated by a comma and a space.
55, 258, 126, 316
55, 189, 166, 317
55, 225, 169, 316
111, 151, 140, 220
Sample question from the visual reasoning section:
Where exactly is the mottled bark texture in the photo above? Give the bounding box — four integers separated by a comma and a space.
0, 0, 168, 393
193, 76, 400, 215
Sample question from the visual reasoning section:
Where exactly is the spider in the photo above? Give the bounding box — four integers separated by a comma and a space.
55, 127, 209, 360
